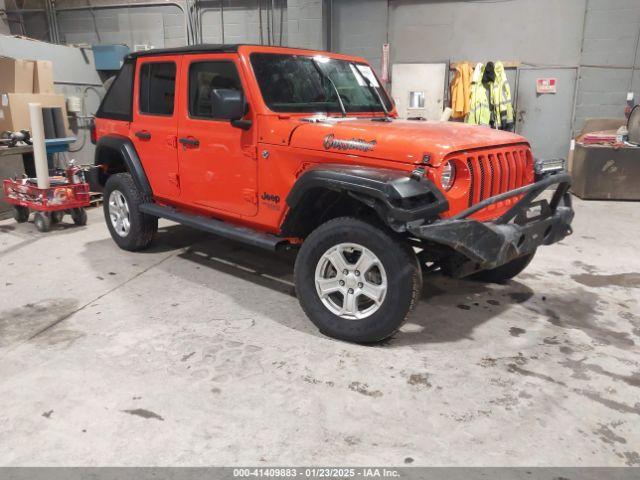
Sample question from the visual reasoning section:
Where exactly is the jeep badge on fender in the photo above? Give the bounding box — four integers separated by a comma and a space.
261, 192, 281, 204
91, 44, 573, 344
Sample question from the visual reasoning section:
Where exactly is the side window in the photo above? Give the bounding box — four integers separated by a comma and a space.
139, 62, 176, 116
189, 61, 242, 119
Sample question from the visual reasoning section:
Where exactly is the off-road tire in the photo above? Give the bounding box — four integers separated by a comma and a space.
71, 208, 87, 226
294, 217, 422, 343
14, 206, 29, 223
33, 211, 51, 232
103, 173, 157, 251
470, 250, 536, 284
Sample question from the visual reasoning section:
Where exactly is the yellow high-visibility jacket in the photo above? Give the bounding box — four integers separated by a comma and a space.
491, 61, 514, 129
466, 63, 491, 126
450, 62, 472, 119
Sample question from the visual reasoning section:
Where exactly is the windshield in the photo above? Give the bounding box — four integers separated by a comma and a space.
250, 53, 393, 114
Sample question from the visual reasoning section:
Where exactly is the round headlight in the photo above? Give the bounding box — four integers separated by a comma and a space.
440, 161, 456, 190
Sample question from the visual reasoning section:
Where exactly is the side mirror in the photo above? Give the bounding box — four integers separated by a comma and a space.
210, 88, 252, 130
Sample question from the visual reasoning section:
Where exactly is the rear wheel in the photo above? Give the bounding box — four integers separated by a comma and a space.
294, 217, 422, 343
470, 251, 536, 283
103, 173, 157, 251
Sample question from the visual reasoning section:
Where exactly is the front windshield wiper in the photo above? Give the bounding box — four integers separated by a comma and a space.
311, 59, 347, 118
350, 62, 392, 121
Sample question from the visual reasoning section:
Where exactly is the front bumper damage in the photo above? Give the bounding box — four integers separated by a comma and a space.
408, 173, 574, 277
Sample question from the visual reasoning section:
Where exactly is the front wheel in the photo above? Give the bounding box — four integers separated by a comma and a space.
294, 217, 422, 343
470, 250, 536, 284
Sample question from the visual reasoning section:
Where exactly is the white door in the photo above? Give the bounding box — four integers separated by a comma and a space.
391, 63, 446, 120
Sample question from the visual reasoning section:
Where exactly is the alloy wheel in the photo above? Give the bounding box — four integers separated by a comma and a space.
108, 190, 131, 237
314, 242, 387, 320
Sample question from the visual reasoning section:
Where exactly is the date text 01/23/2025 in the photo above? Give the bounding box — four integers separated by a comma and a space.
232, 467, 401, 478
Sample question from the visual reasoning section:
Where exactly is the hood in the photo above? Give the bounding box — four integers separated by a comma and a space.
288, 118, 529, 166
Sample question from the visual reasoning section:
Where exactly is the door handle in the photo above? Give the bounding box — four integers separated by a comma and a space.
179, 137, 199, 148
135, 130, 151, 140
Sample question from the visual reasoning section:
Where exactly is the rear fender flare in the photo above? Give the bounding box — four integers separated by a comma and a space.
94, 135, 152, 198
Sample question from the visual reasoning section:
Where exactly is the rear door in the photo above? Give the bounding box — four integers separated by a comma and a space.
131, 55, 180, 201
176, 54, 258, 217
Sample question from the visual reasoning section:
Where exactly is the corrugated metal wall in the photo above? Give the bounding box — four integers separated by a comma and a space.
7, 0, 318, 50
5, 0, 639, 157
575, 0, 640, 131
331, 0, 640, 156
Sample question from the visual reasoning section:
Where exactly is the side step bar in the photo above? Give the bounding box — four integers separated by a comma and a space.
139, 203, 287, 251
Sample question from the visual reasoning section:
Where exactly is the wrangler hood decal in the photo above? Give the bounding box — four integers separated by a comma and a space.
323, 134, 377, 152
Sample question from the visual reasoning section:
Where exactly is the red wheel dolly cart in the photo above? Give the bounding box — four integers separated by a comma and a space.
3, 163, 90, 232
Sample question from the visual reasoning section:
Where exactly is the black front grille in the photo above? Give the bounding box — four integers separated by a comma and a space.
464, 147, 532, 208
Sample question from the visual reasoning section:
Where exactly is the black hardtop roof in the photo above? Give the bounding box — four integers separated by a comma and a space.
127, 44, 240, 59
125, 43, 326, 60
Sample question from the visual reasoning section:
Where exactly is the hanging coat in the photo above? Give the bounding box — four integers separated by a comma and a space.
466, 63, 491, 126
450, 62, 472, 119
491, 61, 515, 131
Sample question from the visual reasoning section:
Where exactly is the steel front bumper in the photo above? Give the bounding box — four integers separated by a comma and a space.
408, 173, 574, 276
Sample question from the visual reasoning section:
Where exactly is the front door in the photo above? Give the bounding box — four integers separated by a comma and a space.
176, 55, 257, 217
131, 56, 180, 201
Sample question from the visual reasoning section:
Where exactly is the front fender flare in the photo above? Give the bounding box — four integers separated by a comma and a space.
283, 164, 448, 233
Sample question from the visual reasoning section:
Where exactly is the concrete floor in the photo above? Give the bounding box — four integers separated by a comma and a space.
0, 197, 638, 467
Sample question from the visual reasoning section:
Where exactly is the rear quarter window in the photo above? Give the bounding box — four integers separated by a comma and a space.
96, 61, 134, 121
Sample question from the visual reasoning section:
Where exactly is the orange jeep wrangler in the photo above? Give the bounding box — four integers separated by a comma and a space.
91, 44, 573, 343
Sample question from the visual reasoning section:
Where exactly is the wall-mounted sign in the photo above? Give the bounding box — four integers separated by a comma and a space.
536, 78, 557, 94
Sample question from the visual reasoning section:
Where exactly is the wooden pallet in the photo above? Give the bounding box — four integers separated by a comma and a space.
89, 192, 103, 207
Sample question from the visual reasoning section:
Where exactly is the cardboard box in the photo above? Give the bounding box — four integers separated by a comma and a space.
0, 57, 34, 94
0, 93, 68, 135
33, 60, 54, 94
